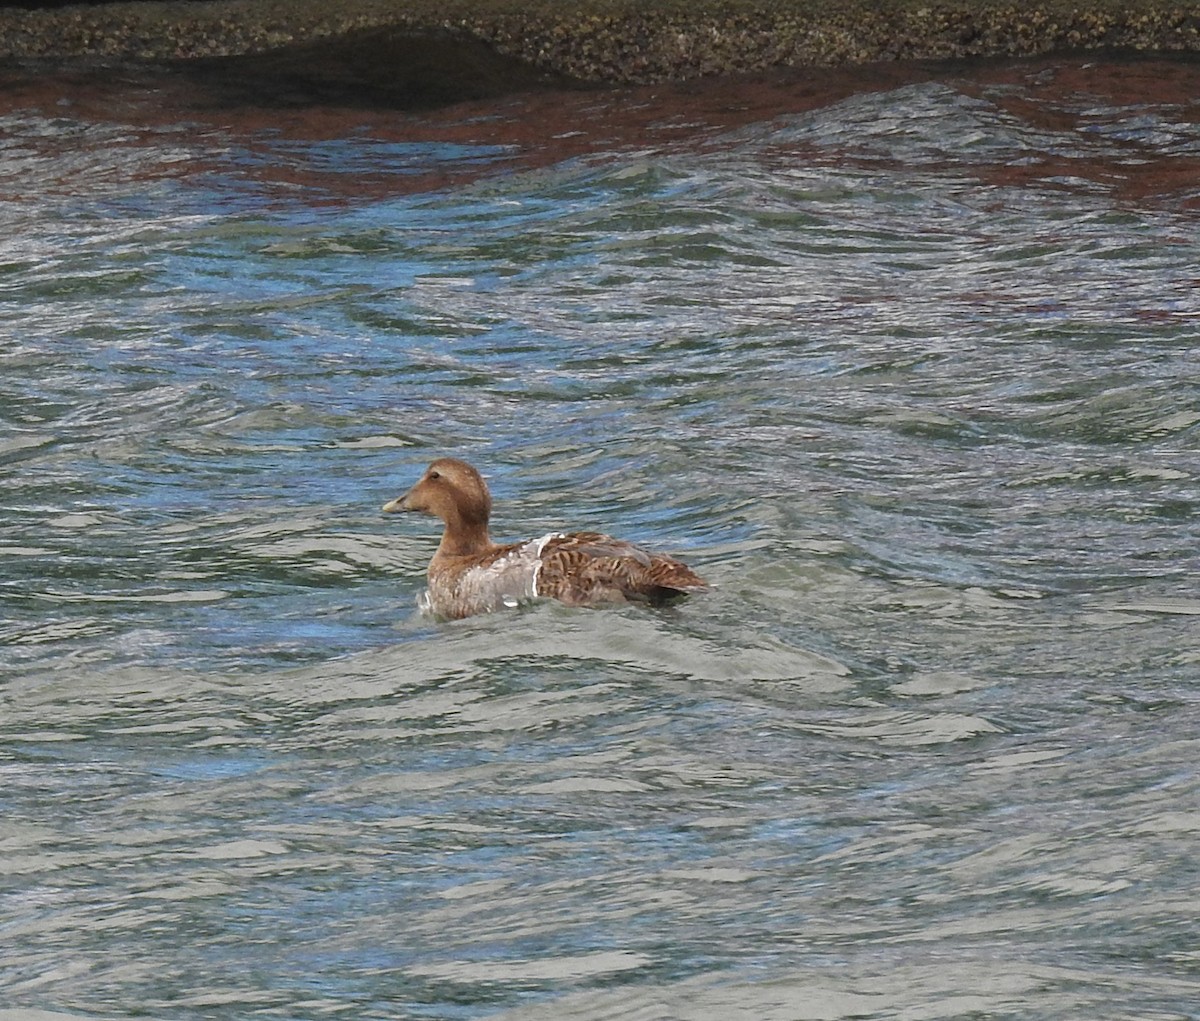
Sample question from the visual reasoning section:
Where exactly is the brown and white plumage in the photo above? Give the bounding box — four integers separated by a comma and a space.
382, 458, 706, 620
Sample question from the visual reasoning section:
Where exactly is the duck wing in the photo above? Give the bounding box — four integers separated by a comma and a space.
536, 531, 707, 607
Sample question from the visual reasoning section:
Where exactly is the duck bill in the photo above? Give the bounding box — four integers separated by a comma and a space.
381, 491, 414, 514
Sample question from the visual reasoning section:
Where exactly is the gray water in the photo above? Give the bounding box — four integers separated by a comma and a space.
2, 58, 1199, 1021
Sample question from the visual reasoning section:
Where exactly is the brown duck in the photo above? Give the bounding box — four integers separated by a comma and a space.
382, 458, 707, 619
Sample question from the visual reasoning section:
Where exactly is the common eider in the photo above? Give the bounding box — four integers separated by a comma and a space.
382, 457, 707, 620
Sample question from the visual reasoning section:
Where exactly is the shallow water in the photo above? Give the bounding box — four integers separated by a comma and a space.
2, 55, 1199, 1020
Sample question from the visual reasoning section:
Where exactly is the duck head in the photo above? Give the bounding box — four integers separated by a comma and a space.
382, 458, 493, 556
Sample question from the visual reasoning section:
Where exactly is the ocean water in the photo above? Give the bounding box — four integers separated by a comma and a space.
1, 53, 1199, 1021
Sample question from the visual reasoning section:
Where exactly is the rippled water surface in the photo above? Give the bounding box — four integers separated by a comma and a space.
2, 55, 1199, 1021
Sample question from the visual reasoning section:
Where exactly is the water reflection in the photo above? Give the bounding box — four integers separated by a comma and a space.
2, 54, 1199, 1021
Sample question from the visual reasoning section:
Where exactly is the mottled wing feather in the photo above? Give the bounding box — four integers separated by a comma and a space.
537, 532, 706, 606
566, 536, 653, 568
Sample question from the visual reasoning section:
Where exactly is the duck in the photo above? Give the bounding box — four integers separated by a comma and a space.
382, 457, 707, 620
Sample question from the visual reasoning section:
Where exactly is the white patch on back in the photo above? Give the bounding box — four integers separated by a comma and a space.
418, 532, 567, 618
528, 531, 563, 599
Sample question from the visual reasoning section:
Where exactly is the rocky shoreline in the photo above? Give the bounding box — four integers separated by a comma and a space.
1, 0, 1199, 84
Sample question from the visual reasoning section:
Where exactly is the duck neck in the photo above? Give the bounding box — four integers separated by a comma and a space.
436, 511, 492, 559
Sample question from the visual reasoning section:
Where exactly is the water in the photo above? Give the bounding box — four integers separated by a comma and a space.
2, 54, 1199, 1020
